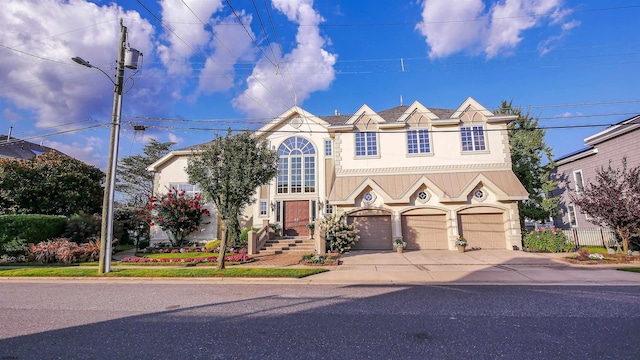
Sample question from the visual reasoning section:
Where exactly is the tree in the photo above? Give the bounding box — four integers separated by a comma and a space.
497, 101, 559, 228
116, 139, 175, 207
571, 158, 640, 253
142, 188, 210, 247
186, 130, 278, 269
0, 151, 103, 216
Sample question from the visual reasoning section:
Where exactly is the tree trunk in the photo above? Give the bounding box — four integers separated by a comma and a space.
217, 220, 227, 270
617, 226, 630, 253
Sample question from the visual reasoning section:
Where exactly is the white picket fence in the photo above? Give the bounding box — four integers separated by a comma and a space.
562, 227, 618, 248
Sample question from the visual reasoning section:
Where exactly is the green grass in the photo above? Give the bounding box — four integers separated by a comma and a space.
0, 267, 328, 278
114, 244, 137, 252
580, 246, 609, 254
138, 252, 221, 259
617, 268, 640, 273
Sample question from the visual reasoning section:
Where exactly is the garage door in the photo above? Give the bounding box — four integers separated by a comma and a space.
402, 215, 448, 250
348, 215, 392, 250
458, 213, 505, 249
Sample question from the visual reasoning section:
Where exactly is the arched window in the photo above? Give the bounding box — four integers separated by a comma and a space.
277, 137, 316, 194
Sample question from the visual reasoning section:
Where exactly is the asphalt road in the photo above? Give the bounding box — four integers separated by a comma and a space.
0, 281, 638, 359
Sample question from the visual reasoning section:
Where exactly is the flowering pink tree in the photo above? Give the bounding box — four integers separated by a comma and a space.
142, 188, 210, 247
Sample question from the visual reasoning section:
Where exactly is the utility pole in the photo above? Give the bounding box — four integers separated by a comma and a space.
98, 19, 127, 274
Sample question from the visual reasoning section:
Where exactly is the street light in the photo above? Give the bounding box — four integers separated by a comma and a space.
72, 19, 141, 274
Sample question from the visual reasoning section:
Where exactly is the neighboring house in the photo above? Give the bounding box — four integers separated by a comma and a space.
551, 114, 640, 229
149, 97, 528, 251
146, 146, 220, 244
0, 134, 61, 160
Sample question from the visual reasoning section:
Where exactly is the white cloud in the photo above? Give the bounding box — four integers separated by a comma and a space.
167, 133, 184, 144
232, 0, 337, 118
157, 0, 224, 74
0, 0, 157, 130
44, 136, 104, 167
416, 0, 487, 58
197, 11, 257, 94
416, 0, 578, 58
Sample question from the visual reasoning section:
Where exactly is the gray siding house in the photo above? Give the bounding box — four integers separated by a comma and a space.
550, 114, 640, 245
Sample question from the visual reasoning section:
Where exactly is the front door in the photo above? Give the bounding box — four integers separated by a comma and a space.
283, 200, 309, 236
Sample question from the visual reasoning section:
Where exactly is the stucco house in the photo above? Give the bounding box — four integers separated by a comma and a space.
550, 114, 640, 245
148, 97, 528, 251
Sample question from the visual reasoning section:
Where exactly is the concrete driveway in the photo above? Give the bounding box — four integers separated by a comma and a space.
302, 249, 640, 285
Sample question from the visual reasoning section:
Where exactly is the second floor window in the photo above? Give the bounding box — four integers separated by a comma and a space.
461, 126, 486, 152
355, 132, 378, 157
407, 129, 431, 154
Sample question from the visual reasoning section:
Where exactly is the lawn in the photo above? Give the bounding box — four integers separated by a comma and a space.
618, 268, 640, 273
0, 267, 328, 278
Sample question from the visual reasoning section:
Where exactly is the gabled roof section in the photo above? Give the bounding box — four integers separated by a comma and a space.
397, 101, 442, 125
397, 175, 448, 202
450, 172, 527, 201
584, 114, 640, 146
254, 106, 329, 140
345, 104, 386, 125
146, 150, 195, 172
451, 97, 494, 118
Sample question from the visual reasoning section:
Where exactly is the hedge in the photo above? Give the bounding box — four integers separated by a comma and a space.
0, 214, 67, 245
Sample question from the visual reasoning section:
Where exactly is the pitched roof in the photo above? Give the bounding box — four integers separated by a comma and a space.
0, 135, 62, 160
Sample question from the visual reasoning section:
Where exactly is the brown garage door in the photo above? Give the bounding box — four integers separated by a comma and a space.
348, 215, 392, 250
458, 213, 505, 249
402, 215, 448, 250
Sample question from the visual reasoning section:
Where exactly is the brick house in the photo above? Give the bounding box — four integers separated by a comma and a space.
148, 97, 528, 251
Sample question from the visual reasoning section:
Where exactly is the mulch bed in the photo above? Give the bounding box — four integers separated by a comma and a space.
562, 253, 640, 265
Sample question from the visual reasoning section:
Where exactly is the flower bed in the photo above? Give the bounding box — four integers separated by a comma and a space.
300, 254, 340, 266
121, 254, 249, 264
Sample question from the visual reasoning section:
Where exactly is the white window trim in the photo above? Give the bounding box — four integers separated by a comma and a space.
568, 204, 578, 227
259, 200, 268, 217
573, 170, 585, 193
460, 125, 488, 153
406, 128, 432, 156
276, 137, 317, 194
355, 132, 380, 158
168, 183, 201, 197
324, 139, 333, 157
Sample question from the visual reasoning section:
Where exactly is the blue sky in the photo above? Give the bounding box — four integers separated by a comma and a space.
1, 0, 639, 169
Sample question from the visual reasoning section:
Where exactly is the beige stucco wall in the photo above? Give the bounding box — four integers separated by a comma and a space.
337, 122, 509, 172
149, 154, 219, 244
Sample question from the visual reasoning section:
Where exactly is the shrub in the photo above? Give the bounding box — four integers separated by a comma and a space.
320, 213, 359, 254
239, 227, 260, 242
0, 237, 28, 256
576, 248, 590, 260
0, 214, 67, 244
29, 238, 101, 264
62, 213, 101, 243
205, 239, 221, 250
524, 227, 574, 253
142, 188, 210, 247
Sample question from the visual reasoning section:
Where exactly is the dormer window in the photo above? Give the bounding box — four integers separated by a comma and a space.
355, 132, 378, 157
461, 126, 486, 152
407, 129, 431, 154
